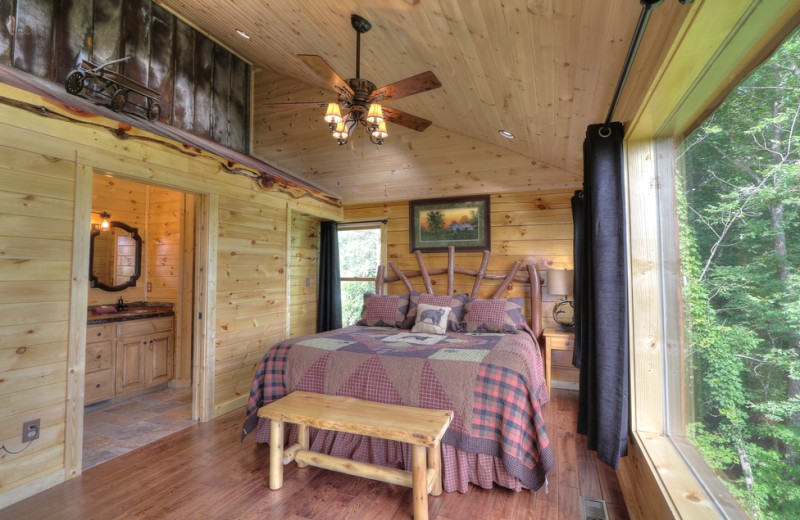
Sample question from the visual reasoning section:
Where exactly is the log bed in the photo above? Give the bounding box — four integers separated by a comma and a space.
243, 246, 553, 493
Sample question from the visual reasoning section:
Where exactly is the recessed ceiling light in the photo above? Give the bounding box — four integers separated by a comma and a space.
498, 129, 515, 139
236, 29, 251, 40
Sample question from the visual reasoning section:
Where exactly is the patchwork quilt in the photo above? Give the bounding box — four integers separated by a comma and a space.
242, 325, 553, 491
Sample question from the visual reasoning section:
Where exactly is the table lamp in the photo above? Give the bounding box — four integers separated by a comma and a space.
548, 269, 574, 332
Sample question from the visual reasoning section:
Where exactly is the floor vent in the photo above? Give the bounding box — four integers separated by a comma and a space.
580, 497, 610, 520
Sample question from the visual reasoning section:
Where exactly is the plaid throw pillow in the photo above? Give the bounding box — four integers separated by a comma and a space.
462, 298, 525, 334
355, 293, 410, 328
404, 292, 469, 331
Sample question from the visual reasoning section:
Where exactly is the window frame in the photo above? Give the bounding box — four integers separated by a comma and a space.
337, 221, 387, 284
337, 221, 387, 326
622, 2, 800, 518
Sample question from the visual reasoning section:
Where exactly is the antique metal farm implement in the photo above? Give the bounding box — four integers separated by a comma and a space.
64, 56, 161, 121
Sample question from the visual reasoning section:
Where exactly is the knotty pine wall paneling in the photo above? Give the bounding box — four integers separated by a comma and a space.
343, 190, 575, 330
288, 213, 320, 338
0, 137, 74, 504
146, 185, 183, 303
0, 81, 340, 507
214, 195, 290, 415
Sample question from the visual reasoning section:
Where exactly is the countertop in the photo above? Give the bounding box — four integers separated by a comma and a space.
87, 302, 175, 325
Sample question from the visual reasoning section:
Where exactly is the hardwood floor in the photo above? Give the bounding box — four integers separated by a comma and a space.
0, 389, 629, 520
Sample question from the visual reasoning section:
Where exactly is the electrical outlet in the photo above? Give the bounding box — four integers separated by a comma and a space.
22, 418, 40, 443
147, 281, 152, 292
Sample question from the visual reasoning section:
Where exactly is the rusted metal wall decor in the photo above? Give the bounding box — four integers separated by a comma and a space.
0, 0, 250, 153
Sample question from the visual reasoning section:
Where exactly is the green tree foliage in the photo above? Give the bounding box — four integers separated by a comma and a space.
338, 228, 380, 326
426, 210, 445, 234
678, 27, 800, 519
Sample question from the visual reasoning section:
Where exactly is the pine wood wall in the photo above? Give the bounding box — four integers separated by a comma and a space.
288, 213, 320, 338
0, 82, 340, 506
343, 190, 575, 330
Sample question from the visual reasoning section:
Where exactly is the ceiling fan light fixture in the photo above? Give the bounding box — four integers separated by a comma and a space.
324, 103, 343, 126
265, 14, 440, 146
332, 120, 349, 144
366, 103, 384, 125
370, 120, 388, 144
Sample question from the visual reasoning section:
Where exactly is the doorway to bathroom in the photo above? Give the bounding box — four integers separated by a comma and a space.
83, 174, 197, 469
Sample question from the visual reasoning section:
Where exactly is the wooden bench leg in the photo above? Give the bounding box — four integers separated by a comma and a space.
428, 441, 442, 496
411, 444, 429, 520
296, 423, 309, 468
269, 419, 284, 490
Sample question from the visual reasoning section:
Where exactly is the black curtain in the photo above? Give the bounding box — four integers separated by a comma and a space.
316, 220, 342, 332
574, 122, 629, 469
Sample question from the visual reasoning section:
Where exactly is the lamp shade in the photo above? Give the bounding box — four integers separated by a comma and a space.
366, 103, 384, 124
548, 269, 573, 297
324, 103, 342, 124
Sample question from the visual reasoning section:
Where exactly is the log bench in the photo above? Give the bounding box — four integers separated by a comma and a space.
257, 391, 454, 520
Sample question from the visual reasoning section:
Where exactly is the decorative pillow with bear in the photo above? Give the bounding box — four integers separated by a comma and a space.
411, 303, 452, 335
403, 292, 469, 331
355, 293, 410, 328
462, 298, 526, 334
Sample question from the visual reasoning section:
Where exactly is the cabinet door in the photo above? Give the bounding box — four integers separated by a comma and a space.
146, 332, 173, 385
116, 337, 146, 394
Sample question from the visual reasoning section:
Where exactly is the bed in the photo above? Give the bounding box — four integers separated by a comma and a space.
242, 247, 554, 493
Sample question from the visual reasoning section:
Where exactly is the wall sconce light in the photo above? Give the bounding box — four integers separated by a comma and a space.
548, 269, 574, 331
92, 211, 111, 231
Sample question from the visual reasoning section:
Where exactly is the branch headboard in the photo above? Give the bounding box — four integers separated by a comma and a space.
373, 246, 543, 339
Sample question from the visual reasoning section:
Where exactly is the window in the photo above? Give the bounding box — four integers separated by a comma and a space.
338, 223, 384, 326
666, 28, 800, 520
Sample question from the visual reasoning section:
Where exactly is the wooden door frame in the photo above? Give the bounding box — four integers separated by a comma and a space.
193, 193, 217, 422
65, 177, 216, 480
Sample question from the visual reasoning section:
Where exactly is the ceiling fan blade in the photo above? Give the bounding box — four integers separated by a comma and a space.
371, 71, 441, 102
264, 102, 329, 109
382, 106, 433, 132
297, 55, 354, 96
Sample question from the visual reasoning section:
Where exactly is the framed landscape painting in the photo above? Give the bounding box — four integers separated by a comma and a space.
409, 195, 490, 252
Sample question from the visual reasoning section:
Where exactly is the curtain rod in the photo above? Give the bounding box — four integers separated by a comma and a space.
601, 0, 693, 134
340, 219, 388, 225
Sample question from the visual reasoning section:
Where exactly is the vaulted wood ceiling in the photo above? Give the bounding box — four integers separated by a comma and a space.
157, 0, 690, 204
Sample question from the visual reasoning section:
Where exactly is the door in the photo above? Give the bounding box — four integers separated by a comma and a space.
147, 332, 173, 385
115, 336, 146, 394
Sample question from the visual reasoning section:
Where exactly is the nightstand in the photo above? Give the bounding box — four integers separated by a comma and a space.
542, 328, 578, 393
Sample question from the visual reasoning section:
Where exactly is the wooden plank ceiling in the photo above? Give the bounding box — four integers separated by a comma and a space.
157, 0, 690, 204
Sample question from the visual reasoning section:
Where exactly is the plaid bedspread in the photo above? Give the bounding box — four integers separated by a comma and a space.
242, 325, 553, 491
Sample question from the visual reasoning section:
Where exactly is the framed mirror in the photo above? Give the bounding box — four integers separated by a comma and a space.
89, 221, 142, 291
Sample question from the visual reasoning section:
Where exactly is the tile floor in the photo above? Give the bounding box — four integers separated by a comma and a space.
82, 386, 195, 470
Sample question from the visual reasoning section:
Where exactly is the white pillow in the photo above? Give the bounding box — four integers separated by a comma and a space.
411, 303, 451, 335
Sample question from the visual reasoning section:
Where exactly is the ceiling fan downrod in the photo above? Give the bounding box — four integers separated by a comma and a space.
351, 14, 371, 80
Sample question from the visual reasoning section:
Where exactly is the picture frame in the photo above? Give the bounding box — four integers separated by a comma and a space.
409, 195, 491, 252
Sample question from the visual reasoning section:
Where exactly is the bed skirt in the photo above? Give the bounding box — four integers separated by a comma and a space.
253, 420, 532, 493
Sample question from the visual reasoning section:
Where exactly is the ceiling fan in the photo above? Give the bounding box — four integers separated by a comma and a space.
265, 14, 442, 145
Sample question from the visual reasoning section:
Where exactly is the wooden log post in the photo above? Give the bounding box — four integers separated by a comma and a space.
415, 250, 434, 294
491, 260, 521, 298
269, 419, 284, 490
446, 246, 455, 296
471, 250, 491, 298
